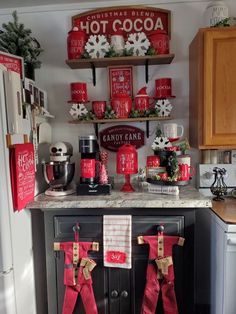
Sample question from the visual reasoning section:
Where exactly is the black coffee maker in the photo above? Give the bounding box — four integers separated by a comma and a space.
79, 135, 99, 184
77, 135, 111, 195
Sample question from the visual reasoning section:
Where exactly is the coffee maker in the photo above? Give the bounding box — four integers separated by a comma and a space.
77, 135, 111, 195
42, 141, 75, 196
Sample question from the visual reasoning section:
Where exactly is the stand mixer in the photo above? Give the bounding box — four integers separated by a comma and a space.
42, 142, 75, 196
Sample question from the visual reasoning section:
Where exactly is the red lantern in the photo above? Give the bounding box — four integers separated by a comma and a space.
116, 144, 138, 192
67, 26, 87, 60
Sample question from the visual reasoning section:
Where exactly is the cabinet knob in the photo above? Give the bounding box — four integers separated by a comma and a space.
121, 290, 128, 298
111, 290, 119, 298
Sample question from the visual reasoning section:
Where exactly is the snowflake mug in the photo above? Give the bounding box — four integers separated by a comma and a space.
163, 123, 184, 142
92, 101, 106, 119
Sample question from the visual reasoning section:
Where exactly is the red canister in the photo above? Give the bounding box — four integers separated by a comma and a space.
117, 144, 138, 174
69, 82, 88, 103
111, 93, 132, 118
67, 26, 87, 60
148, 30, 169, 54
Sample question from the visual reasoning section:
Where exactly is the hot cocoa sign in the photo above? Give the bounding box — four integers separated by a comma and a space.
72, 6, 171, 37
100, 125, 144, 152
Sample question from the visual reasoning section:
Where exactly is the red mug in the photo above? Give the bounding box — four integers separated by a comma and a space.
146, 155, 160, 168
134, 95, 154, 112
111, 93, 132, 118
178, 164, 195, 181
92, 101, 106, 119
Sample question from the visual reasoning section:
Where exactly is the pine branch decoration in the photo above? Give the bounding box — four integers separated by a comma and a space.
0, 11, 43, 69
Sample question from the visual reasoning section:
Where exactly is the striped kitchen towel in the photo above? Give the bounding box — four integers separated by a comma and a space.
103, 215, 132, 269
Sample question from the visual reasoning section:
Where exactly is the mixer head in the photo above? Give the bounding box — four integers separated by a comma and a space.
49, 141, 73, 162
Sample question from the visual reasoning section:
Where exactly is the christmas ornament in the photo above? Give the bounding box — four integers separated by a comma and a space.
151, 136, 172, 151
54, 224, 99, 314
155, 99, 173, 117
137, 230, 185, 314
69, 103, 88, 120
85, 35, 110, 58
125, 32, 150, 56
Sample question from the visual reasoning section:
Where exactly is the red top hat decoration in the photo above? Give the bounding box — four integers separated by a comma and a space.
116, 144, 138, 192
68, 82, 88, 103
154, 78, 175, 99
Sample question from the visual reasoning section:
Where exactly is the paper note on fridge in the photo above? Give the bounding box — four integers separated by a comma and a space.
4, 70, 23, 134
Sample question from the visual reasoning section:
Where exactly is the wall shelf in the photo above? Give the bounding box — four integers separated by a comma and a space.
66, 54, 175, 85
68, 116, 171, 138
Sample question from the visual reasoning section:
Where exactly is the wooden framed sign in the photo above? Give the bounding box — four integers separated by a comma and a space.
72, 6, 171, 37
0, 51, 24, 79
108, 65, 133, 99
10, 143, 35, 211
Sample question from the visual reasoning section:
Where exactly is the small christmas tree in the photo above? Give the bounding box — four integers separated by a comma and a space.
99, 164, 108, 185
0, 11, 43, 70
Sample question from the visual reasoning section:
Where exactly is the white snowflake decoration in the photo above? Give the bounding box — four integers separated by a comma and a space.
125, 32, 150, 56
151, 136, 172, 151
155, 99, 173, 117
69, 103, 88, 120
85, 35, 110, 58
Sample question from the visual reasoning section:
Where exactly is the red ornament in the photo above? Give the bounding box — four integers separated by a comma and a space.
116, 144, 138, 192
67, 26, 87, 60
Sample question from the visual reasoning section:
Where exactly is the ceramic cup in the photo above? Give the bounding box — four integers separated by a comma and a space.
92, 101, 106, 119
163, 123, 184, 142
178, 164, 195, 181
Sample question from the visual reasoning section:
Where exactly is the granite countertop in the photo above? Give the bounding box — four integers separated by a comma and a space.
27, 186, 211, 210
211, 198, 236, 224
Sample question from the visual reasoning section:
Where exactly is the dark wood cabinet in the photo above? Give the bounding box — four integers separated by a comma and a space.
31, 208, 195, 314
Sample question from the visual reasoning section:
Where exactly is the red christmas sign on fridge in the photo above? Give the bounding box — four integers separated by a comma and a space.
10, 143, 35, 211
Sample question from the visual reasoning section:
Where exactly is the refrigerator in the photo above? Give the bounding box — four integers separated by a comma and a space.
0, 67, 37, 314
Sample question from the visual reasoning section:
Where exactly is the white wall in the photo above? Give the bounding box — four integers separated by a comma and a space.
1, 0, 236, 184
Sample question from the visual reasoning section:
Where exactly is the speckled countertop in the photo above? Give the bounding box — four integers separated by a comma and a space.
27, 186, 212, 210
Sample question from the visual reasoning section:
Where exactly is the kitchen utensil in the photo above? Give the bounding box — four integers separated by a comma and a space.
111, 93, 132, 118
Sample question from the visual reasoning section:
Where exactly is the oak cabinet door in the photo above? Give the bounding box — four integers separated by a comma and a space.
189, 27, 236, 148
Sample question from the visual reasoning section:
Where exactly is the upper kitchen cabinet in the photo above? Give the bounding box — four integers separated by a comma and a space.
189, 27, 236, 149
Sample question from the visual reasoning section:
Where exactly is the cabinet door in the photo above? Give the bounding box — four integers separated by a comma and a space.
131, 216, 184, 314
204, 28, 236, 146
53, 215, 109, 314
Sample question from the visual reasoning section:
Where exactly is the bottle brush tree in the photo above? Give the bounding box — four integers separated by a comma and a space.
0, 10, 43, 69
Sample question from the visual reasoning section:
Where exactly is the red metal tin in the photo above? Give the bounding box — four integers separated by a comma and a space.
148, 30, 169, 54
67, 26, 87, 60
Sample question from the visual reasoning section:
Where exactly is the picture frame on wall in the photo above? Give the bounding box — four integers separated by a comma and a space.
108, 65, 134, 99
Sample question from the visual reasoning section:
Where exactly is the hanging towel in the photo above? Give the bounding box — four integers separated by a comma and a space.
103, 215, 132, 269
